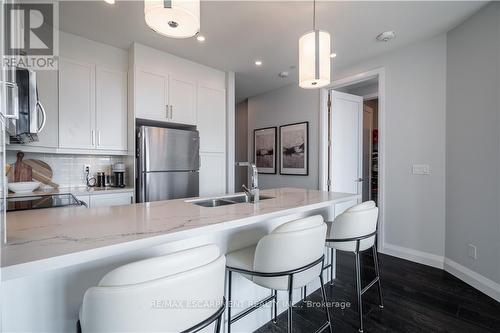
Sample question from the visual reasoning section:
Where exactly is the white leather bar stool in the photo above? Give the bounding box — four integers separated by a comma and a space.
226, 215, 332, 333
77, 244, 226, 333
325, 201, 383, 333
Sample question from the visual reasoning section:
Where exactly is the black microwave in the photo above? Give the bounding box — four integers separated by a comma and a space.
5, 67, 46, 143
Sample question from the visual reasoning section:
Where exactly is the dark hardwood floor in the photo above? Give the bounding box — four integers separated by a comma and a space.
255, 251, 500, 332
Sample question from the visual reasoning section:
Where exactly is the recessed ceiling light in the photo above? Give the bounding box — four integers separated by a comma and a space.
255, 60, 262, 66
376, 31, 396, 42
330, 53, 337, 58
104, 0, 115, 4
196, 35, 206, 42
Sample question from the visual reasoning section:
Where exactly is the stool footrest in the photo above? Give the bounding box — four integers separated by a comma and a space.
361, 276, 379, 295
229, 294, 276, 324
315, 321, 332, 333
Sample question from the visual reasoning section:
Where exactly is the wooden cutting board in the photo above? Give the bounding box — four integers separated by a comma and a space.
23, 159, 59, 189
13, 152, 32, 182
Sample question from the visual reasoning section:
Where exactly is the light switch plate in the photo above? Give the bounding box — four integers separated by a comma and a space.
412, 164, 430, 175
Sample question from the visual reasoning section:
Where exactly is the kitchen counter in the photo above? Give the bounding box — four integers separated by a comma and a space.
1, 187, 359, 333
7, 185, 134, 198
2, 188, 357, 278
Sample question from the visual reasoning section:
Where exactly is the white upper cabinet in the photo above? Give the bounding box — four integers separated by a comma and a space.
169, 77, 196, 125
135, 67, 168, 122
197, 85, 226, 152
96, 67, 127, 151
59, 59, 95, 149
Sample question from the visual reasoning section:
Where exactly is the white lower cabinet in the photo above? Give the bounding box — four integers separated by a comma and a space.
74, 192, 134, 208
199, 153, 226, 197
90, 192, 134, 208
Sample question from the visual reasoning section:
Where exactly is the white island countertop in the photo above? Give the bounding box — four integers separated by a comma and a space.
2, 187, 358, 280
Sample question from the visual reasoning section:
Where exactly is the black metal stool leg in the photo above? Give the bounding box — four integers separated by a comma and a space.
319, 272, 333, 333
372, 245, 384, 309
287, 275, 293, 333
329, 247, 334, 285
273, 290, 278, 323
214, 314, 222, 333
227, 270, 232, 333
355, 251, 363, 333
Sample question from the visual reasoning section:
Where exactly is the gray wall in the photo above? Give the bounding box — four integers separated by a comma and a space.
247, 84, 320, 190
235, 100, 249, 191
446, 2, 500, 284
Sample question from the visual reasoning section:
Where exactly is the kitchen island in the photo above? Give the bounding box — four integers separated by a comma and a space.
2, 187, 359, 332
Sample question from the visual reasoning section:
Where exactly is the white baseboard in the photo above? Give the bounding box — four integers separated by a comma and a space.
381, 242, 500, 302
444, 258, 500, 303
382, 243, 445, 269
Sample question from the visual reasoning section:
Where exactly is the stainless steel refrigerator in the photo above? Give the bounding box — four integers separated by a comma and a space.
136, 126, 200, 203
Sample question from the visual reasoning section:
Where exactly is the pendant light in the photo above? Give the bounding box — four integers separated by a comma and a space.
144, 0, 200, 39
299, 0, 331, 88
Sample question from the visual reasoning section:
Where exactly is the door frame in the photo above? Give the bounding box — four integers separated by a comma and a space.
319, 67, 386, 252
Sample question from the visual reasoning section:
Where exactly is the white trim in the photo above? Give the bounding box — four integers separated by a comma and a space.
225, 71, 235, 193
319, 67, 386, 251
382, 243, 445, 269
444, 258, 500, 302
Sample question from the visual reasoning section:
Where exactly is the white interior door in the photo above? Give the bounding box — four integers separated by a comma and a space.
329, 90, 363, 200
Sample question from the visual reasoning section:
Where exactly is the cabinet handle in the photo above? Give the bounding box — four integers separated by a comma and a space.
166, 105, 169, 119
170, 105, 173, 119
97, 130, 101, 147
91, 130, 95, 146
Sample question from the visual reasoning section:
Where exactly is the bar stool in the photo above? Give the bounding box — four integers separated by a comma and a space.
325, 201, 383, 333
77, 244, 226, 333
226, 215, 332, 333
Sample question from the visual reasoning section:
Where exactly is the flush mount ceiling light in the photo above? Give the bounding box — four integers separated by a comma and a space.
254, 60, 262, 66
376, 30, 396, 42
299, 0, 331, 89
330, 52, 337, 58
144, 0, 200, 39
104, 0, 115, 4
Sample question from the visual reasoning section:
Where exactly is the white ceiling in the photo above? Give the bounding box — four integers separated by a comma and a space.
60, 1, 486, 102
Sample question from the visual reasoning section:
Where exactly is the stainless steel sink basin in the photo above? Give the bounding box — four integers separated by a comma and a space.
189, 194, 274, 207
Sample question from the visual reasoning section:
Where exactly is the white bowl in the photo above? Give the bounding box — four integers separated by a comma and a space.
8, 181, 41, 194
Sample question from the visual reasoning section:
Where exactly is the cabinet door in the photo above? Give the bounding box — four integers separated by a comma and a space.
199, 152, 226, 196
197, 85, 226, 152
59, 59, 95, 149
96, 67, 127, 151
29, 70, 58, 148
90, 192, 134, 208
169, 77, 196, 125
135, 67, 168, 122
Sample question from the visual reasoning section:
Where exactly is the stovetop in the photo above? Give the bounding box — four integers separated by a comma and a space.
6, 193, 86, 212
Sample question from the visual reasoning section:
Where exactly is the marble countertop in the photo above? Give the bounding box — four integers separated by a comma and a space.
7, 186, 134, 198
2, 188, 358, 279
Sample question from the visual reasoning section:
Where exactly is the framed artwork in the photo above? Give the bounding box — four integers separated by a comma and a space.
280, 122, 309, 175
254, 127, 277, 174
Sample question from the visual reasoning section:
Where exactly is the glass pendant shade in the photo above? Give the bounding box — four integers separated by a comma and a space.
144, 0, 200, 38
299, 30, 331, 88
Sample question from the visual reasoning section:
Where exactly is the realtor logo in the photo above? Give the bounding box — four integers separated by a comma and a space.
3, 1, 58, 70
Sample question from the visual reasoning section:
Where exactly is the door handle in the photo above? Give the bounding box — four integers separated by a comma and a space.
36, 101, 46, 132
355, 178, 369, 182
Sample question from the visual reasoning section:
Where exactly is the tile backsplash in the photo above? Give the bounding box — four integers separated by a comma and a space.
6, 151, 132, 188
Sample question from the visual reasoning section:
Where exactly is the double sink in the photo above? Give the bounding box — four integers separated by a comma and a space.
189, 194, 274, 208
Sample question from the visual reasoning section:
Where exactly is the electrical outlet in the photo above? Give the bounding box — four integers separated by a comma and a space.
467, 244, 477, 260
83, 164, 90, 174
412, 164, 430, 175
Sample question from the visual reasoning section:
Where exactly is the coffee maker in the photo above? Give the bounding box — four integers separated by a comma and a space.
112, 163, 126, 188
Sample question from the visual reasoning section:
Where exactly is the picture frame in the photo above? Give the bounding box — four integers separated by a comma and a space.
279, 122, 309, 176
254, 126, 277, 174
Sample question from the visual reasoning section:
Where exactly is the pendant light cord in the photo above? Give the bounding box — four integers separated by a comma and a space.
312, 0, 316, 30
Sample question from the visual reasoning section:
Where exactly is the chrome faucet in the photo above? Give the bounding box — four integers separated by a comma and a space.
236, 162, 260, 203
